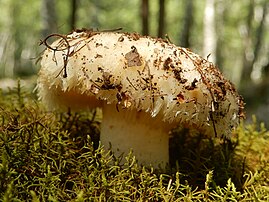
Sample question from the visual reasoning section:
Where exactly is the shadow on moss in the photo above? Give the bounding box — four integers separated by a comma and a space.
169, 128, 245, 190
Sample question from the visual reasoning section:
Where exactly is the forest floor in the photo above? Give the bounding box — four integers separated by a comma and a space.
0, 79, 268, 201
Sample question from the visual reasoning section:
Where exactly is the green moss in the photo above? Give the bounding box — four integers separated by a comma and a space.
0, 81, 268, 201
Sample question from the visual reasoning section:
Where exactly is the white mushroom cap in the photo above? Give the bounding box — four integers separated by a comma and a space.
37, 30, 244, 168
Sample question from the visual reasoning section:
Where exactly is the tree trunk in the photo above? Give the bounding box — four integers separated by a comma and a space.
241, 1, 268, 84
141, 0, 149, 35
215, 0, 227, 70
203, 0, 216, 63
91, 0, 100, 28
70, 0, 78, 31
253, 2, 268, 66
180, 0, 194, 47
158, 0, 165, 38
241, 0, 255, 83
11, 1, 23, 75
41, 0, 57, 38
0, 1, 15, 77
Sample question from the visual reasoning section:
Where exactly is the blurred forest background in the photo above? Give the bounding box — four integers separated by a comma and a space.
0, 0, 269, 125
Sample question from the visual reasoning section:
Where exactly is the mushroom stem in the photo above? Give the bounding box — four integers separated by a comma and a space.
100, 105, 172, 168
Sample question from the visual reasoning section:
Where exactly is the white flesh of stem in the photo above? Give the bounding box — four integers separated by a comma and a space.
100, 104, 172, 168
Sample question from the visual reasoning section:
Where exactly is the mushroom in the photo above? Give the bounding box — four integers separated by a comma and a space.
37, 30, 244, 168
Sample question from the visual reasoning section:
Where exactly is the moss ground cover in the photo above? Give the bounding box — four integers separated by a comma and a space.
0, 81, 268, 201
